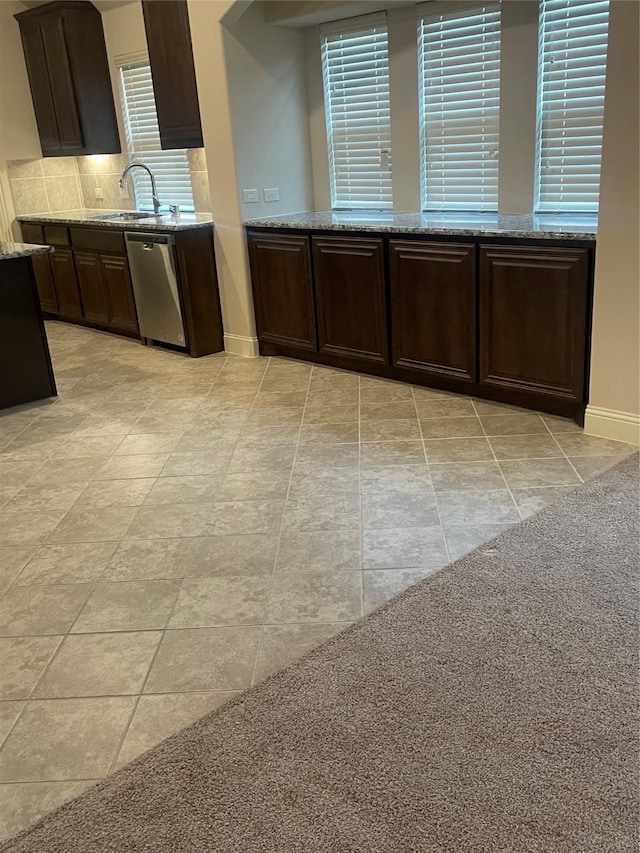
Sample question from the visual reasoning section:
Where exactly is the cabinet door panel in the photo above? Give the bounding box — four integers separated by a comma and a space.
75, 251, 108, 324
248, 233, 316, 350
18, 22, 60, 155
40, 15, 83, 151
389, 241, 476, 382
50, 248, 82, 318
141, 0, 203, 149
100, 255, 139, 332
31, 255, 58, 314
479, 245, 590, 402
312, 236, 388, 364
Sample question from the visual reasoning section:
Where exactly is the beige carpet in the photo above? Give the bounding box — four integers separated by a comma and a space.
2, 455, 638, 853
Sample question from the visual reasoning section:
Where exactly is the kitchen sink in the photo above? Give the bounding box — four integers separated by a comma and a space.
90, 211, 154, 221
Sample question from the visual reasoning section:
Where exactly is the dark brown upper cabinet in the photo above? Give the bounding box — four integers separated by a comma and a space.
15, 1, 121, 157
141, 0, 203, 149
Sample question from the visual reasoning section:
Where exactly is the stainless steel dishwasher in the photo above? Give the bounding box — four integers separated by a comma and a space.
125, 232, 187, 347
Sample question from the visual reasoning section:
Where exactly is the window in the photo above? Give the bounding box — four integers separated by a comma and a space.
321, 14, 392, 209
535, 0, 609, 213
419, 4, 501, 212
117, 58, 194, 212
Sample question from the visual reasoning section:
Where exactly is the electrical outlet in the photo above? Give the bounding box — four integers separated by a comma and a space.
263, 187, 280, 202
119, 184, 130, 200
94, 186, 104, 201
242, 188, 259, 203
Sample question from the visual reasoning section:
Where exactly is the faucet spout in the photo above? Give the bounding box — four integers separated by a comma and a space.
119, 161, 161, 215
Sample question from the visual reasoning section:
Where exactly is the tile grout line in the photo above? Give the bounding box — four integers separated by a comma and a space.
249, 358, 310, 688
411, 385, 452, 565
471, 399, 526, 521
540, 418, 586, 484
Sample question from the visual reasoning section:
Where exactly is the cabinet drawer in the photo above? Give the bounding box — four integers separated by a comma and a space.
43, 225, 69, 246
70, 228, 126, 254
20, 223, 45, 244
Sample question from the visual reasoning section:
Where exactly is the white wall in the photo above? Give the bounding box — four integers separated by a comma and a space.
225, 1, 314, 219
0, 0, 40, 237
585, 0, 640, 445
189, 0, 314, 356
0, 1, 40, 163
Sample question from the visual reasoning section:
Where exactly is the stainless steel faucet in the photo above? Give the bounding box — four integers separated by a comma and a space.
119, 161, 161, 215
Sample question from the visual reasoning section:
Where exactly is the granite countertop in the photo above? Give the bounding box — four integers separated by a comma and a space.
244, 211, 597, 241
18, 209, 214, 232
0, 242, 53, 261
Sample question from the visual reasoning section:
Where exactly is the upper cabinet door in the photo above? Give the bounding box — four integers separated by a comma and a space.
15, 1, 121, 157
39, 14, 83, 151
18, 21, 61, 155
142, 0, 203, 149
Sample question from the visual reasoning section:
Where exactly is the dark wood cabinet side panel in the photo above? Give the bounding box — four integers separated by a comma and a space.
100, 254, 138, 332
0, 258, 56, 409
18, 23, 60, 155
175, 228, 224, 356
389, 240, 476, 382
75, 251, 109, 324
248, 233, 317, 350
50, 247, 82, 319
142, 0, 203, 149
312, 236, 388, 364
479, 245, 590, 401
40, 14, 83, 150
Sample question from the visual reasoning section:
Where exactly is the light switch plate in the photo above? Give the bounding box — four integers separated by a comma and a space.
94, 186, 104, 201
263, 187, 280, 202
242, 189, 259, 203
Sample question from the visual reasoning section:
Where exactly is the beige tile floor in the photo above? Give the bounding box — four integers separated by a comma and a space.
0, 321, 634, 838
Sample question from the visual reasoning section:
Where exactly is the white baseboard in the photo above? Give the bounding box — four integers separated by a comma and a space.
223, 333, 260, 358
584, 405, 640, 446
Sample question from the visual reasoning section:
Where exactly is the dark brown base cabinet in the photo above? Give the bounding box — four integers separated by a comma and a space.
312, 236, 388, 363
21, 221, 224, 357
1, 256, 57, 410
479, 245, 590, 406
246, 229, 595, 423
389, 240, 476, 383
247, 232, 316, 350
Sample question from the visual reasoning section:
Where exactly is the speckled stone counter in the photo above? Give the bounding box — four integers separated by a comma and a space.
18, 209, 213, 232
0, 242, 53, 261
244, 211, 597, 241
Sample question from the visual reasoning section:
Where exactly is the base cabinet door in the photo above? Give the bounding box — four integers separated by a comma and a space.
389, 240, 476, 382
31, 254, 58, 314
312, 235, 387, 364
75, 250, 109, 324
100, 254, 138, 332
50, 247, 82, 318
479, 245, 590, 403
247, 232, 316, 350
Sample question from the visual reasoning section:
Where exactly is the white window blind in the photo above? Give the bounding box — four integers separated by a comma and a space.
118, 59, 194, 212
535, 0, 609, 213
419, 4, 501, 212
321, 14, 392, 210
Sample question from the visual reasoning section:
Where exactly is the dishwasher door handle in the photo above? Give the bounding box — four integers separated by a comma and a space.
142, 244, 154, 251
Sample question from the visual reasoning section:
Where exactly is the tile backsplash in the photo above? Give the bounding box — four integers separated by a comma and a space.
7, 149, 211, 216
